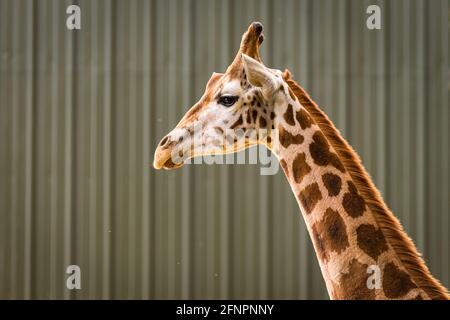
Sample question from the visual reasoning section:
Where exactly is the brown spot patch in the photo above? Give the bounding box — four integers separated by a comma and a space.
312, 208, 349, 262
312, 228, 328, 262
298, 183, 322, 214
230, 115, 243, 129
356, 224, 388, 260
322, 173, 342, 197
292, 153, 311, 184
309, 131, 345, 172
383, 263, 417, 298
283, 104, 296, 126
343, 181, 366, 218
278, 126, 304, 148
270, 111, 276, 120
259, 116, 267, 128
246, 111, 251, 124
252, 110, 258, 122
280, 159, 289, 176
296, 109, 313, 130
334, 259, 375, 300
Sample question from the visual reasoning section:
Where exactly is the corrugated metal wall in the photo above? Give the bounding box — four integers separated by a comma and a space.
0, 0, 448, 299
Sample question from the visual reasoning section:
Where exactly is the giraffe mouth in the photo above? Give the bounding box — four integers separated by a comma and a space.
161, 157, 184, 170
153, 148, 185, 170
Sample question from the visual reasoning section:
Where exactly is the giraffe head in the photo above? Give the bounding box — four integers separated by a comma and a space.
153, 22, 286, 170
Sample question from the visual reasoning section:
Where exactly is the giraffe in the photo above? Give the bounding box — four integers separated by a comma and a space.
153, 22, 450, 300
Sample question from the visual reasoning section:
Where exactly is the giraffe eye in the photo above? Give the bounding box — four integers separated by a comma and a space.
218, 95, 239, 107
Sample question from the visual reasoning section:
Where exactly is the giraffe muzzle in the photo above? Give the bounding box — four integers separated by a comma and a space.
153, 135, 186, 170
153, 146, 184, 170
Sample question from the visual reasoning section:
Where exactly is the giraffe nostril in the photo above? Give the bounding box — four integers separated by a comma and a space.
160, 136, 170, 147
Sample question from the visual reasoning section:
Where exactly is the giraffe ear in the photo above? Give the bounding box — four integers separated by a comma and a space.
241, 54, 278, 100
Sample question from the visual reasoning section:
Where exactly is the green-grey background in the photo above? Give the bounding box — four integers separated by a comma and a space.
0, 0, 448, 299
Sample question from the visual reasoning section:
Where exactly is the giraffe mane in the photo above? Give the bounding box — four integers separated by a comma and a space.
283, 70, 450, 300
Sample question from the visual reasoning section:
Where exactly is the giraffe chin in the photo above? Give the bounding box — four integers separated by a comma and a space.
161, 158, 184, 170
153, 156, 184, 170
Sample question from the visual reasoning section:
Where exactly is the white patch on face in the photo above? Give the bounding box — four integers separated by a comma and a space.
169, 127, 187, 142
220, 79, 241, 96
197, 79, 242, 123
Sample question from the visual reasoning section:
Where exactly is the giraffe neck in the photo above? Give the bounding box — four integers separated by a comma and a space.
270, 82, 448, 300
